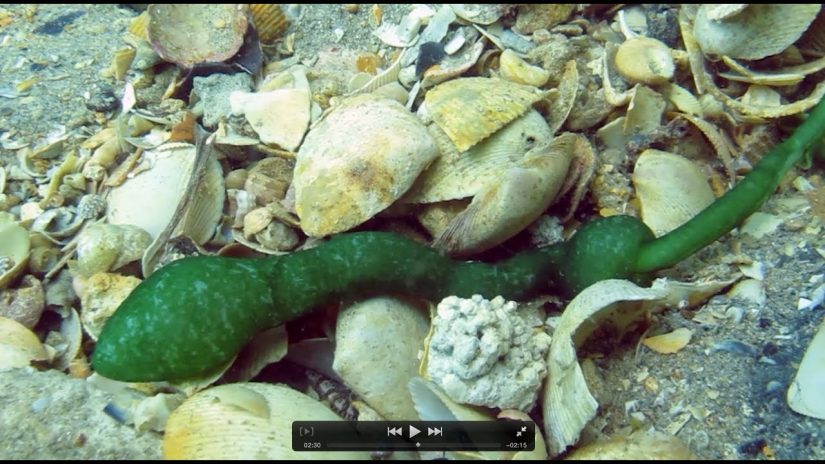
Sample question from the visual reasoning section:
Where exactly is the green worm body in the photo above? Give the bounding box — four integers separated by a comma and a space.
93, 96, 825, 382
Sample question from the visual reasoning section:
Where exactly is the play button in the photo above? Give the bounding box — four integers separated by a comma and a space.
408, 425, 420, 438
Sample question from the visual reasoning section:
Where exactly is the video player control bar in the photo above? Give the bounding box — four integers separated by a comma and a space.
292, 420, 535, 452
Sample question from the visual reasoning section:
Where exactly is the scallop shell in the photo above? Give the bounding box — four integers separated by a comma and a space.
693, 4, 821, 60
333, 297, 430, 421
788, 317, 825, 419
163, 383, 370, 459
127, 11, 149, 40
0, 213, 29, 290
614, 37, 674, 86
404, 109, 553, 204
147, 4, 249, 68
632, 150, 716, 237
294, 94, 439, 237
250, 4, 289, 44
423, 77, 546, 153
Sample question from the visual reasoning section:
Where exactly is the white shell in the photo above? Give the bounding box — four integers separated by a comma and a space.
163, 382, 371, 459
614, 37, 674, 86
107, 143, 224, 244
787, 316, 825, 419
237, 88, 310, 151
693, 4, 821, 60
632, 149, 716, 237
294, 94, 439, 237
333, 297, 430, 420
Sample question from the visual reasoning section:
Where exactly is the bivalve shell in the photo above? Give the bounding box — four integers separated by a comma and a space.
0, 316, 48, 369
499, 49, 551, 87
294, 94, 439, 237
163, 382, 370, 459
333, 297, 430, 421
423, 77, 546, 153
693, 4, 821, 60
632, 149, 716, 237
250, 4, 289, 44
0, 213, 30, 290
147, 4, 249, 68
614, 37, 674, 86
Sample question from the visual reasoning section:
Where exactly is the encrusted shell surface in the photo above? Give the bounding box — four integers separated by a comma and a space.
333, 297, 430, 420
632, 149, 716, 237
163, 382, 370, 459
693, 4, 821, 60
423, 77, 546, 153
294, 94, 439, 237
147, 4, 249, 68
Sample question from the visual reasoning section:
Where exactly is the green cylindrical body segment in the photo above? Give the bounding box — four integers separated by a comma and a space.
91, 256, 281, 382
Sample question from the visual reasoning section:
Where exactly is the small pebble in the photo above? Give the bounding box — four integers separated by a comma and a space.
31, 396, 51, 413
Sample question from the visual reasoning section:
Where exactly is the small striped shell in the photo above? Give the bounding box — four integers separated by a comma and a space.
250, 4, 289, 44
423, 77, 546, 153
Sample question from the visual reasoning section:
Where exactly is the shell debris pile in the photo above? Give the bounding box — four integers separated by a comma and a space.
2, 3, 824, 460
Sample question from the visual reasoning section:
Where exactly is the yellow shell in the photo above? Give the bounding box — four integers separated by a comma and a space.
163, 383, 370, 459
250, 4, 289, 44
632, 149, 716, 237
614, 36, 674, 86
294, 94, 439, 237
0, 213, 30, 290
127, 11, 149, 40
693, 4, 821, 60
424, 77, 545, 153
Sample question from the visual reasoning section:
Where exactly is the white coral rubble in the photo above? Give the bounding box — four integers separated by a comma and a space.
426, 294, 551, 411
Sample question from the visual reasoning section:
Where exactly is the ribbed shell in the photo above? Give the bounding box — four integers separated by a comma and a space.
424, 77, 545, 153
250, 4, 289, 44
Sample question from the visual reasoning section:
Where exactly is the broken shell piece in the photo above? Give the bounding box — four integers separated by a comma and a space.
693, 4, 820, 60
409, 377, 533, 460
450, 4, 503, 25
423, 77, 546, 152
632, 149, 716, 237
234, 88, 310, 151
30, 207, 84, 242
614, 37, 675, 86
0, 214, 30, 290
420, 38, 485, 90
787, 316, 825, 419
107, 143, 224, 245
623, 85, 665, 136
566, 428, 698, 460
373, 6, 426, 47
147, 4, 249, 68
0, 316, 48, 369
74, 223, 152, 277
244, 157, 294, 205
642, 328, 693, 354
78, 273, 142, 341
333, 297, 430, 420
0, 276, 44, 329
542, 278, 732, 457
163, 383, 370, 459
499, 49, 551, 87
294, 94, 439, 237
46, 306, 82, 371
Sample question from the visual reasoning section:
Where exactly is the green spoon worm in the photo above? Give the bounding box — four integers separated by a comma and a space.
92, 96, 825, 382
